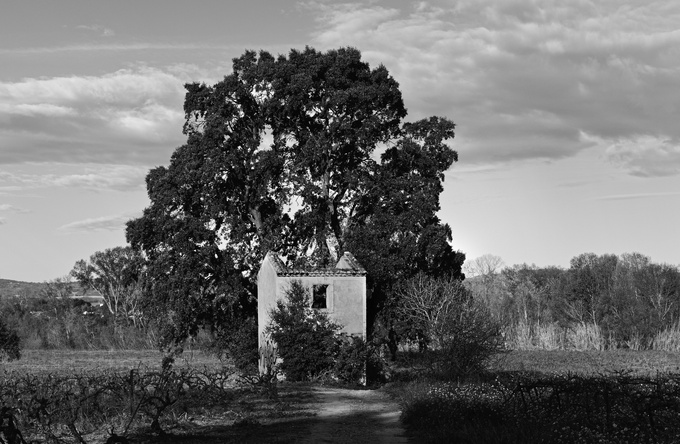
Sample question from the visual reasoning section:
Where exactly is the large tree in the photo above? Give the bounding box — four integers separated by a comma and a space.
127, 47, 464, 346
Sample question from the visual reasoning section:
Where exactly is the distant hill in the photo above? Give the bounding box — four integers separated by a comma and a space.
0, 279, 103, 303
0, 279, 46, 298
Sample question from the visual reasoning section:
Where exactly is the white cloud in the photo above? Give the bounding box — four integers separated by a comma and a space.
0, 68, 188, 165
58, 213, 140, 233
0, 103, 77, 117
605, 135, 680, 177
76, 24, 115, 37
307, 0, 680, 175
0, 164, 148, 192
0, 204, 30, 213
0, 217, 6, 225
594, 191, 680, 201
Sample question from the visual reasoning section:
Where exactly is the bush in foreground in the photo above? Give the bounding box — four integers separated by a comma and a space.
396, 372, 680, 444
266, 280, 375, 384
0, 364, 236, 443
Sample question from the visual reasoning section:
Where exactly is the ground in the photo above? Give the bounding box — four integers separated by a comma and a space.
132, 385, 409, 444
299, 386, 408, 444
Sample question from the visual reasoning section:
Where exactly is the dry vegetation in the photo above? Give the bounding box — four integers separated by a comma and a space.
0, 350, 323, 443
391, 349, 680, 444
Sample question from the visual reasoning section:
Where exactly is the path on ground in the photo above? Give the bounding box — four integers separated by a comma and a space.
299, 386, 410, 444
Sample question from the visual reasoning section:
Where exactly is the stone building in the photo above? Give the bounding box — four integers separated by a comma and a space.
257, 251, 367, 371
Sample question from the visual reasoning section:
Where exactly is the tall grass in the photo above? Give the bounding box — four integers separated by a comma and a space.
652, 323, 680, 351
566, 322, 606, 350
504, 322, 606, 351
504, 321, 680, 351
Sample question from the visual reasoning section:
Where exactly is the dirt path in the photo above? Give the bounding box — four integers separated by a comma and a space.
299, 387, 410, 444
135, 384, 410, 443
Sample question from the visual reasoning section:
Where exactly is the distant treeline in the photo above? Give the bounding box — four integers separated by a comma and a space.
466, 252, 680, 349
0, 279, 99, 300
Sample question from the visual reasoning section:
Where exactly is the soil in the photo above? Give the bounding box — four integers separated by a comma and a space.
133, 384, 410, 444
299, 386, 409, 444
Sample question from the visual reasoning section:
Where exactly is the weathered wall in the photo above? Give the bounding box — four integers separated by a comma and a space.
257, 255, 279, 348
276, 276, 366, 338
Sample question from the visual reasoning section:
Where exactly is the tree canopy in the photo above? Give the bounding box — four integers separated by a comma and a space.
126, 47, 464, 345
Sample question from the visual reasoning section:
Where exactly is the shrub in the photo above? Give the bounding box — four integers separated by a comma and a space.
397, 274, 504, 379
0, 316, 20, 361
334, 335, 369, 384
211, 317, 260, 374
267, 280, 341, 381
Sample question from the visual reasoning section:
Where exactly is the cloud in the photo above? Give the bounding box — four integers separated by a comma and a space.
0, 164, 148, 192
0, 68, 189, 165
58, 213, 140, 233
76, 24, 115, 37
0, 217, 6, 226
594, 191, 680, 201
605, 135, 680, 177
0, 43, 239, 56
307, 0, 680, 175
0, 204, 31, 213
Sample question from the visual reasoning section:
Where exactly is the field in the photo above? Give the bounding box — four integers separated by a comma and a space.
5, 349, 680, 443
392, 349, 680, 444
490, 349, 680, 376
1, 349, 222, 374
0, 349, 321, 443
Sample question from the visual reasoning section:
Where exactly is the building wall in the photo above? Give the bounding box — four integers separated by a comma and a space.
257, 253, 367, 375
257, 256, 279, 348
276, 275, 366, 338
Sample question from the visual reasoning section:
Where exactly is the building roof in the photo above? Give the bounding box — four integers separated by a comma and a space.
265, 251, 367, 277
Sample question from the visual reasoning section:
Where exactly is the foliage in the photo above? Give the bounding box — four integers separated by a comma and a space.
396, 274, 504, 379
71, 246, 146, 326
0, 316, 20, 361
344, 117, 465, 351
465, 252, 680, 349
397, 372, 680, 444
267, 281, 341, 381
126, 46, 462, 348
210, 317, 259, 374
334, 335, 371, 385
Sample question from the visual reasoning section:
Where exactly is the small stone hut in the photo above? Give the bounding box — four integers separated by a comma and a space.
257, 251, 367, 371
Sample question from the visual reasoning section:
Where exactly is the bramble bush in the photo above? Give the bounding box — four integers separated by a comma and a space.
396, 372, 680, 444
0, 364, 236, 443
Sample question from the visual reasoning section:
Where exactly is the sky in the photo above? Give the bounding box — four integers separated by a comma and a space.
1, 0, 679, 282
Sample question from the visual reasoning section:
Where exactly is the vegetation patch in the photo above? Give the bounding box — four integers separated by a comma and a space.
395, 372, 680, 444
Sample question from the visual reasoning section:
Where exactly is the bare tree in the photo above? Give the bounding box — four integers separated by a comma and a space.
464, 254, 505, 278
71, 247, 145, 326
397, 273, 503, 377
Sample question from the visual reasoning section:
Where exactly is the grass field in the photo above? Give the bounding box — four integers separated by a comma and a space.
1, 348, 224, 374
489, 349, 680, 376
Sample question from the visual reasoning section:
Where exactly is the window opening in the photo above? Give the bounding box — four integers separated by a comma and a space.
312, 284, 328, 309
